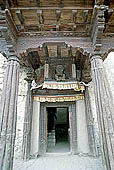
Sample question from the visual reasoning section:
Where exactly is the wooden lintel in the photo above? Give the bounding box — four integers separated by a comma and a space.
37, 9, 44, 24
5, 9, 18, 37
16, 9, 24, 24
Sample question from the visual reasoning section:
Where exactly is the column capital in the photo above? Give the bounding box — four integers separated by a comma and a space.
90, 52, 102, 60
8, 54, 19, 62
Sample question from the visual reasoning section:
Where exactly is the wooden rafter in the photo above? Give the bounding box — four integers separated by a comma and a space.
5, 9, 18, 37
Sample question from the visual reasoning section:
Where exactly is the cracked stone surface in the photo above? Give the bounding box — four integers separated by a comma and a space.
13, 154, 105, 170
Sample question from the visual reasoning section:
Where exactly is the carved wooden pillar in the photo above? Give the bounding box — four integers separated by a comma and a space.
0, 54, 20, 170
91, 54, 114, 170
22, 69, 34, 160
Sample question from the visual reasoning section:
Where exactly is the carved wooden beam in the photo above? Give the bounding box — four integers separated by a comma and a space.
37, 9, 44, 24
16, 9, 24, 25
5, 9, 18, 37
56, 10, 61, 22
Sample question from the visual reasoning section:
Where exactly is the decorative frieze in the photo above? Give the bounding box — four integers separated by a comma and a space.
33, 94, 84, 103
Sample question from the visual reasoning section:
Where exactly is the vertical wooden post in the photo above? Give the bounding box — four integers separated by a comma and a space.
0, 54, 20, 170
91, 54, 114, 170
22, 69, 34, 160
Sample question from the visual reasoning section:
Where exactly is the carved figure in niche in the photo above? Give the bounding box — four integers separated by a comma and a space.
35, 66, 44, 84
55, 65, 65, 81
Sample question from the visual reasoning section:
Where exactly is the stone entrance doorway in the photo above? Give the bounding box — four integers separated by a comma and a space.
47, 107, 70, 153
31, 99, 89, 156
37, 102, 77, 155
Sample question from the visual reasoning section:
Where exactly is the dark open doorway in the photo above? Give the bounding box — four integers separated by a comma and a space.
47, 107, 70, 153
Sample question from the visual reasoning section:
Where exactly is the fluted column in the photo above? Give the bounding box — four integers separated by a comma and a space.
0, 54, 20, 170
91, 54, 114, 170
22, 69, 34, 160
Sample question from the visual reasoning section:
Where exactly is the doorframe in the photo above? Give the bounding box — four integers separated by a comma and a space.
38, 102, 77, 155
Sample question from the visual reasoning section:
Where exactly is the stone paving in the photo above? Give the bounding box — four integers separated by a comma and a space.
13, 154, 105, 170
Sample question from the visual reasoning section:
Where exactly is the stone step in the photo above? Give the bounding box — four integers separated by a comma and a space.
47, 143, 56, 147
48, 135, 55, 139
48, 139, 55, 142
48, 130, 56, 147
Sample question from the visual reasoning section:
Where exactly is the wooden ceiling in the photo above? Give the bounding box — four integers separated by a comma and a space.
3, 0, 113, 37
8, 0, 93, 36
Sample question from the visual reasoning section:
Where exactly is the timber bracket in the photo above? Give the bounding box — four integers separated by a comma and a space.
0, 9, 17, 57
91, 5, 108, 52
